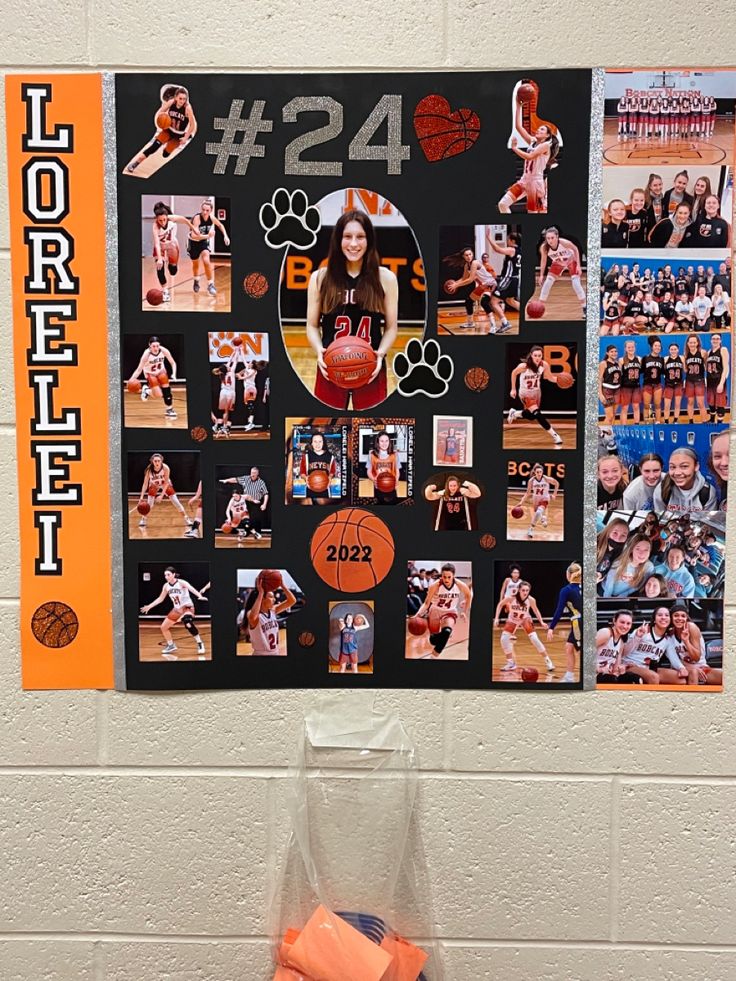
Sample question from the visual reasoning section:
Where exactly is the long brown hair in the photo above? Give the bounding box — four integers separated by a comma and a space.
319, 209, 385, 314
611, 533, 652, 591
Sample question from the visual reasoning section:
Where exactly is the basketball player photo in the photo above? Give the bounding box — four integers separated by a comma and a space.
208, 332, 270, 439
437, 224, 522, 335
498, 78, 564, 215
601, 166, 731, 251
123, 83, 197, 179
127, 451, 201, 540
405, 560, 473, 660
285, 420, 349, 505
595, 598, 723, 690
236, 569, 304, 656
433, 416, 473, 467
423, 474, 483, 531
506, 460, 565, 541
123, 333, 187, 429
599, 255, 732, 337
354, 421, 414, 505
503, 343, 578, 450
279, 187, 424, 410
141, 195, 231, 311
603, 70, 736, 167
215, 465, 272, 549
138, 562, 211, 662
328, 601, 374, 674
524, 226, 586, 321
492, 559, 582, 685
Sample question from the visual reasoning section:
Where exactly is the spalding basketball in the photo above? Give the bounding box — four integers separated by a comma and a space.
511, 506, 525, 519
323, 336, 377, 390
521, 666, 539, 682
376, 472, 396, 494
310, 508, 395, 592
156, 111, 172, 129
408, 615, 427, 636
127, 380, 142, 394
146, 288, 164, 306
231, 335, 244, 347
517, 83, 537, 105
259, 569, 283, 592
243, 271, 269, 299
307, 470, 330, 494
465, 366, 489, 392
557, 371, 574, 389
526, 299, 546, 319
30, 601, 79, 648
137, 500, 151, 515
443, 279, 457, 294
221, 522, 233, 534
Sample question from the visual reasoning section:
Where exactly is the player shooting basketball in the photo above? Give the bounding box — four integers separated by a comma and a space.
498, 84, 559, 214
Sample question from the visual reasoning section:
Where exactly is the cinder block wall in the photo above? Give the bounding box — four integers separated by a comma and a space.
1, 7, 735, 979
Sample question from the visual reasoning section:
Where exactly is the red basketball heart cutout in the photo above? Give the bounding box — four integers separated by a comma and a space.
414, 95, 481, 162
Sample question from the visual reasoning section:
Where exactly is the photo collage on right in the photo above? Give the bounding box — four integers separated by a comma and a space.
597, 69, 734, 690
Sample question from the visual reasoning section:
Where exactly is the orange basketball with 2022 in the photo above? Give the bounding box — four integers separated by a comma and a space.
310, 508, 394, 591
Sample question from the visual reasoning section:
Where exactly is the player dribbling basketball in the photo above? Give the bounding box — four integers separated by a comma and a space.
149, 202, 196, 303
508, 345, 564, 446
494, 580, 555, 673
128, 337, 178, 421
306, 210, 398, 409
516, 463, 559, 539
140, 566, 208, 659
414, 563, 472, 656
537, 227, 586, 318
126, 85, 197, 174
442, 246, 512, 333
137, 453, 191, 532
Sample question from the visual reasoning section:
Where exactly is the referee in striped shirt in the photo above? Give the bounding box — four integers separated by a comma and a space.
220, 467, 269, 539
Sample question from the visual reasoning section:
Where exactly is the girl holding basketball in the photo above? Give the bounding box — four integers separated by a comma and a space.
516, 463, 559, 539
547, 562, 581, 683
126, 86, 197, 174
367, 431, 399, 505
149, 202, 196, 303
306, 209, 398, 410
441, 426, 460, 464
415, 563, 472, 657
140, 566, 208, 659
137, 453, 190, 531
337, 612, 370, 674
498, 97, 558, 214
244, 577, 296, 656
508, 345, 564, 446
299, 432, 337, 504
187, 200, 230, 296
494, 580, 554, 673
128, 336, 178, 421
536, 227, 586, 318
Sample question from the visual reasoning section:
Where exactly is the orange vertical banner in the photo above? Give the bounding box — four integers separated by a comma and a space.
6, 75, 115, 689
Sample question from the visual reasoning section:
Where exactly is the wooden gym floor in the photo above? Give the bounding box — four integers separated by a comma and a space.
438, 305, 520, 336
503, 417, 577, 450
141, 256, 231, 312
602, 117, 733, 166
128, 493, 199, 539
139, 621, 212, 661
123, 387, 188, 429
491, 621, 580, 683
215, 531, 272, 549
524, 272, 587, 323
404, 596, 471, 660
505, 492, 565, 542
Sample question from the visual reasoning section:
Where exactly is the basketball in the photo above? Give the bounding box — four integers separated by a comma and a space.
427, 608, 443, 634
231, 335, 243, 347
221, 522, 233, 534
146, 288, 164, 306
137, 500, 151, 515
376, 472, 396, 494
244, 271, 269, 299
443, 279, 457, 294
307, 470, 330, 494
30, 601, 79, 648
521, 666, 539, 682
557, 371, 574, 389
517, 83, 537, 105
156, 111, 172, 129
414, 94, 481, 162
244, 386, 257, 401
511, 506, 525, 519
323, 336, 377, 389
479, 533, 496, 550
408, 615, 427, 636
299, 631, 316, 648
127, 380, 142, 394
526, 300, 546, 319
310, 508, 395, 592
190, 426, 208, 442
465, 366, 489, 392
259, 569, 283, 592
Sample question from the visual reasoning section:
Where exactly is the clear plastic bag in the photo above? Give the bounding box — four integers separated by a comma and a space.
268, 693, 444, 980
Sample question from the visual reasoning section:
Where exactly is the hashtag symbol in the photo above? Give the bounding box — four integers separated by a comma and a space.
205, 100, 273, 175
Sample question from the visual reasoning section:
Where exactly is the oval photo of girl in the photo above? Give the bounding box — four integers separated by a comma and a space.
280, 188, 425, 410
